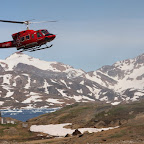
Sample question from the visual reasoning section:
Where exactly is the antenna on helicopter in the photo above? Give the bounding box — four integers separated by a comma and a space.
0, 19, 57, 30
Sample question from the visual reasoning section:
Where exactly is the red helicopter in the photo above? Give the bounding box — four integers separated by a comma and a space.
0, 20, 56, 52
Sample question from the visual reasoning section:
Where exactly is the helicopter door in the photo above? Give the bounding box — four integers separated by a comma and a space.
37, 32, 42, 39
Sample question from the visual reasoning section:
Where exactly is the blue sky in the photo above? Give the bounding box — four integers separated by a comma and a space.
0, 0, 144, 71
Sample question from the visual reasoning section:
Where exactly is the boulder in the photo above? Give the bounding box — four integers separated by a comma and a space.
72, 129, 82, 136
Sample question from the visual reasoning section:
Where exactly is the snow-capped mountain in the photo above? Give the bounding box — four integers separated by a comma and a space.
2, 53, 84, 77
0, 52, 144, 109
85, 54, 144, 103
0, 52, 101, 109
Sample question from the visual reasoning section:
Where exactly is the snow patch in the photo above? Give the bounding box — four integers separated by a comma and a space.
77, 89, 83, 94
23, 74, 31, 89
30, 123, 119, 137
5, 91, 14, 98
2, 74, 12, 85
80, 81, 84, 85
43, 80, 51, 94
111, 102, 121, 105
72, 95, 95, 102
100, 96, 108, 101
60, 80, 70, 89
134, 92, 144, 96
22, 93, 42, 103
57, 89, 68, 97
46, 98, 64, 104
0, 101, 4, 105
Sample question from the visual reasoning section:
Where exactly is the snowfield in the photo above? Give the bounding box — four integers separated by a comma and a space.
30, 123, 119, 137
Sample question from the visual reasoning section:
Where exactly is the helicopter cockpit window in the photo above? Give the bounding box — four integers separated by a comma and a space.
41, 30, 48, 35
37, 32, 42, 37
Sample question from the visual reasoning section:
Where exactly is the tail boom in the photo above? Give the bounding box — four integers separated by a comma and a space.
0, 41, 15, 48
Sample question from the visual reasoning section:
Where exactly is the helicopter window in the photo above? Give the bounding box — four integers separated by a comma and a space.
32, 34, 34, 39
21, 37, 25, 42
37, 32, 42, 37
26, 35, 30, 40
41, 30, 48, 35
45, 33, 53, 36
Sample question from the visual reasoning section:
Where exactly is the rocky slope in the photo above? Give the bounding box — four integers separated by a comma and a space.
0, 52, 144, 108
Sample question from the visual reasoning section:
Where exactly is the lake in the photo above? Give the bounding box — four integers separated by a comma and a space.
0, 108, 60, 122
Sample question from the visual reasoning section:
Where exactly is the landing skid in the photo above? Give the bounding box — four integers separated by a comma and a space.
18, 44, 53, 52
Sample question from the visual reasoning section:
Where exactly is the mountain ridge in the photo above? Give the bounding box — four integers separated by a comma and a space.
0, 52, 144, 109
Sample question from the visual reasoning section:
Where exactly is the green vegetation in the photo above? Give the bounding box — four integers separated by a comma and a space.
0, 123, 17, 127
109, 130, 126, 138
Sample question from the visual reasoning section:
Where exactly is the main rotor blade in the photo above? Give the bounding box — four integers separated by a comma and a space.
31, 21, 57, 24
0, 20, 24, 24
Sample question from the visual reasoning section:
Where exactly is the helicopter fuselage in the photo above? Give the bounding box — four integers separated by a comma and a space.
0, 29, 56, 50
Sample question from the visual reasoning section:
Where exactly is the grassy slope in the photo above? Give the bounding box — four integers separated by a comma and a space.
0, 123, 37, 142
28, 101, 144, 128
26, 101, 144, 143
28, 102, 112, 128
1, 101, 144, 143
